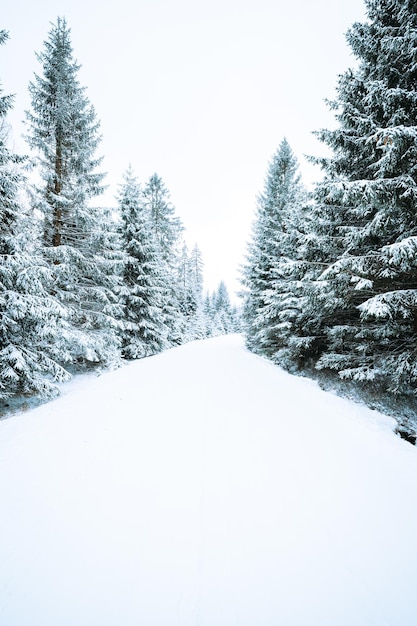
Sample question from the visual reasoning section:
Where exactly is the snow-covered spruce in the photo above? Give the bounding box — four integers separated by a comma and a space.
117, 166, 170, 358
25, 17, 121, 370
241, 137, 312, 363
303, 0, 417, 398
0, 30, 70, 399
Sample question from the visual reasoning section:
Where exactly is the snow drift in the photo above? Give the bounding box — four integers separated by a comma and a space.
1, 334, 417, 625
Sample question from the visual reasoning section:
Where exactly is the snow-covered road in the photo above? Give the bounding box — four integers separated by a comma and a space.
1, 335, 417, 625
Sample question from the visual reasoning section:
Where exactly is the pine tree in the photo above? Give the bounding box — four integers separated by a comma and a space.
177, 243, 197, 318
189, 244, 204, 299
117, 166, 168, 358
213, 281, 232, 334
0, 30, 69, 399
142, 174, 183, 264
202, 292, 215, 337
177, 243, 204, 314
183, 244, 208, 340
308, 0, 417, 395
25, 17, 120, 368
241, 138, 307, 357
142, 173, 184, 344
203, 282, 240, 336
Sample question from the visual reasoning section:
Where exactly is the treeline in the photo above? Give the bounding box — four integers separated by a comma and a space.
0, 19, 239, 401
242, 0, 417, 434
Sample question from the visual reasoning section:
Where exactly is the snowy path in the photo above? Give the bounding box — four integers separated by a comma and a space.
1, 335, 417, 625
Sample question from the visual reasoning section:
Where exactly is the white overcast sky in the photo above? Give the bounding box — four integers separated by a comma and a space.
2, 0, 366, 299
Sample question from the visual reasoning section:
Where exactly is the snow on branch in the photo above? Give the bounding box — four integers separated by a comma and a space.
359, 289, 417, 319
381, 236, 417, 269
367, 125, 417, 149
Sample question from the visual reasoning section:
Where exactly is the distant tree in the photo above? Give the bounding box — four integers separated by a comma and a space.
25, 17, 120, 368
204, 281, 240, 336
175, 243, 209, 341
177, 243, 198, 318
117, 166, 168, 358
142, 173, 183, 263
177, 243, 204, 317
189, 244, 204, 299
214, 280, 232, 314
142, 173, 184, 344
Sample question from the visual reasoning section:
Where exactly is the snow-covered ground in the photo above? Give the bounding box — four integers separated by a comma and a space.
1, 334, 417, 626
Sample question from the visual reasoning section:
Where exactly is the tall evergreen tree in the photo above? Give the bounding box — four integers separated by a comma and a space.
177, 244, 204, 317
241, 138, 307, 357
117, 166, 168, 358
0, 30, 69, 399
183, 243, 208, 339
177, 243, 197, 318
307, 0, 417, 394
204, 282, 240, 336
25, 17, 120, 368
142, 173, 184, 344
142, 174, 183, 264
189, 244, 204, 299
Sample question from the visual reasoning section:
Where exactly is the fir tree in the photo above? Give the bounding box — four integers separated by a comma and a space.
241, 138, 307, 357
0, 30, 69, 399
25, 17, 120, 368
189, 244, 204, 299
142, 173, 183, 264
117, 166, 168, 358
177, 243, 198, 318
204, 282, 240, 336
202, 292, 215, 336
142, 173, 184, 344
176, 243, 209, 341
184, 244, 208, 339
308, 0, 417, 394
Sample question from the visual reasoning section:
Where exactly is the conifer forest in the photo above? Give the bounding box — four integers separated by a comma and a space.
0, 19, 239, 404
241, 0, 417, 435
2, 1, 417, 437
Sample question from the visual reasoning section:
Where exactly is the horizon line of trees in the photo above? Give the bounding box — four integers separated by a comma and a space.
241, 0, 417, 433
0, 19, 240, 403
